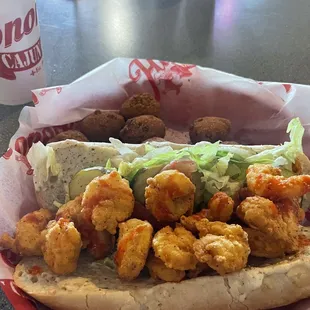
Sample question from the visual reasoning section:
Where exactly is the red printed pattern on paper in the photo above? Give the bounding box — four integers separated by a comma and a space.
283, 83, 292, 93
39, 86, 62, 96
32, 87, 63, 105
0, 279, 35, 310
2, 148, 13, 160
1, 250, 21, 268
1, 124, 75, 174
129, 59, 195, 100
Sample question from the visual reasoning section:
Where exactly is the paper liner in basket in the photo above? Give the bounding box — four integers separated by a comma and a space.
1, 58, 310, 310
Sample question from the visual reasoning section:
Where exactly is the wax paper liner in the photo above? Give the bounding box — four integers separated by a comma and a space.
1, 58, 310, 309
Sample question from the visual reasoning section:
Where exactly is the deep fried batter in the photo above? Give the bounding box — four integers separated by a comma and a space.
207, 192, 234, 222
120, 93, 160, 120
120, 115, 165, 144
189, 117, 231, 143
81, 171, 134, 234
115, 219, 153, 280
79, 110, 125, 142
56, 195, 83, 223
244, 228, 288, 258
180, 209, 208, 233
152, 225, 197, 271
247, 164, 310, 199
146, 254, 185, 282
56, 195, 114, 259
193, 220, 250, 275
236, 196, 300, 253
41, 219, 82, 275
145, 170, 196, 222
186, 262, 210, 279
47, 130, 88, 143
0, 209, 53, 256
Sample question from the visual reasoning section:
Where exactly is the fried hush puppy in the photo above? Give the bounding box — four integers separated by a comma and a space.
0, 209, 54, 256
115, 219, 153, 280
120, 93, 160, 120
81, 171, 134, 235
79, 110, 125, 142
41, 218, 82, 275
189, 116, 231, 143
145, 170, 196, 222
47, 130, 89, 144
120, 115, 166, 144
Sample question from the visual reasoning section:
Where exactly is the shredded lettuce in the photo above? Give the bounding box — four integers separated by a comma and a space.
116, 118, 305, 203
27, 142, 61, 183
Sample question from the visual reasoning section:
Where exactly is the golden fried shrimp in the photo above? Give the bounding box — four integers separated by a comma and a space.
244, 228, 289, 258
0, 209, 54, 256
115, 219, 153, 280
193, 221, 250, 275
81, 171, 134, 234
195, 219, 248, 240
186, 262, 210, 279
146, 254, 185, 282
41, 219, 82, 275
145, 170, 195, 222
207, 192, 234, 222
236, 196, 300, 252
56, 195, 115, 259
180, 209, 208, 233
56, 195, 83, 223
152, 225, 197, 271
86, 230, 115, 260
246, 164, 310, 199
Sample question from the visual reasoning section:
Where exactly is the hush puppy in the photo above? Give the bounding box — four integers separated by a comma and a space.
189, 117, 231, 143
79, 110, 125, 142
120, 115, 165, 144
47, 130, 89, 143
120, 93, 160, 119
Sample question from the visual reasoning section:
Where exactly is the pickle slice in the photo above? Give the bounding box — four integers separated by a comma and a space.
69, 166, 108, 199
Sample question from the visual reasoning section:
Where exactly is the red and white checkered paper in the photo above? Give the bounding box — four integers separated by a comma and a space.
1, 58, 310, 309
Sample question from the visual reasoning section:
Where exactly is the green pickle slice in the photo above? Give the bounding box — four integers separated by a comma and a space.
69, 166, 109, 199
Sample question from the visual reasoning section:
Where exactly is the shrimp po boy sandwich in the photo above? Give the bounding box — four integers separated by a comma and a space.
2, 118, 310, 310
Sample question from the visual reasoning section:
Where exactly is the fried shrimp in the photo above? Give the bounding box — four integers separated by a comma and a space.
246, 164, 310, 199
41, 219, 82, 275
81, 171, 134, 234
193, 220, 250, 275
56, 195, 114, 259
186, 262, 210, 279
145, 170, 196, 222
237, 196, 300, 254
244, 228, 288, 258
207, 192, 234, 222
56, 195, 83, 223
152, 225, 197, 271
115, 219, 153, 280
180, 209, 208, 233
0, 209, 53, 256
195, 219, 246, 239
146, 254, 185, 282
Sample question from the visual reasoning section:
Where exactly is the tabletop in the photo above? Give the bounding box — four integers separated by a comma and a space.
1, 0, 310, 308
